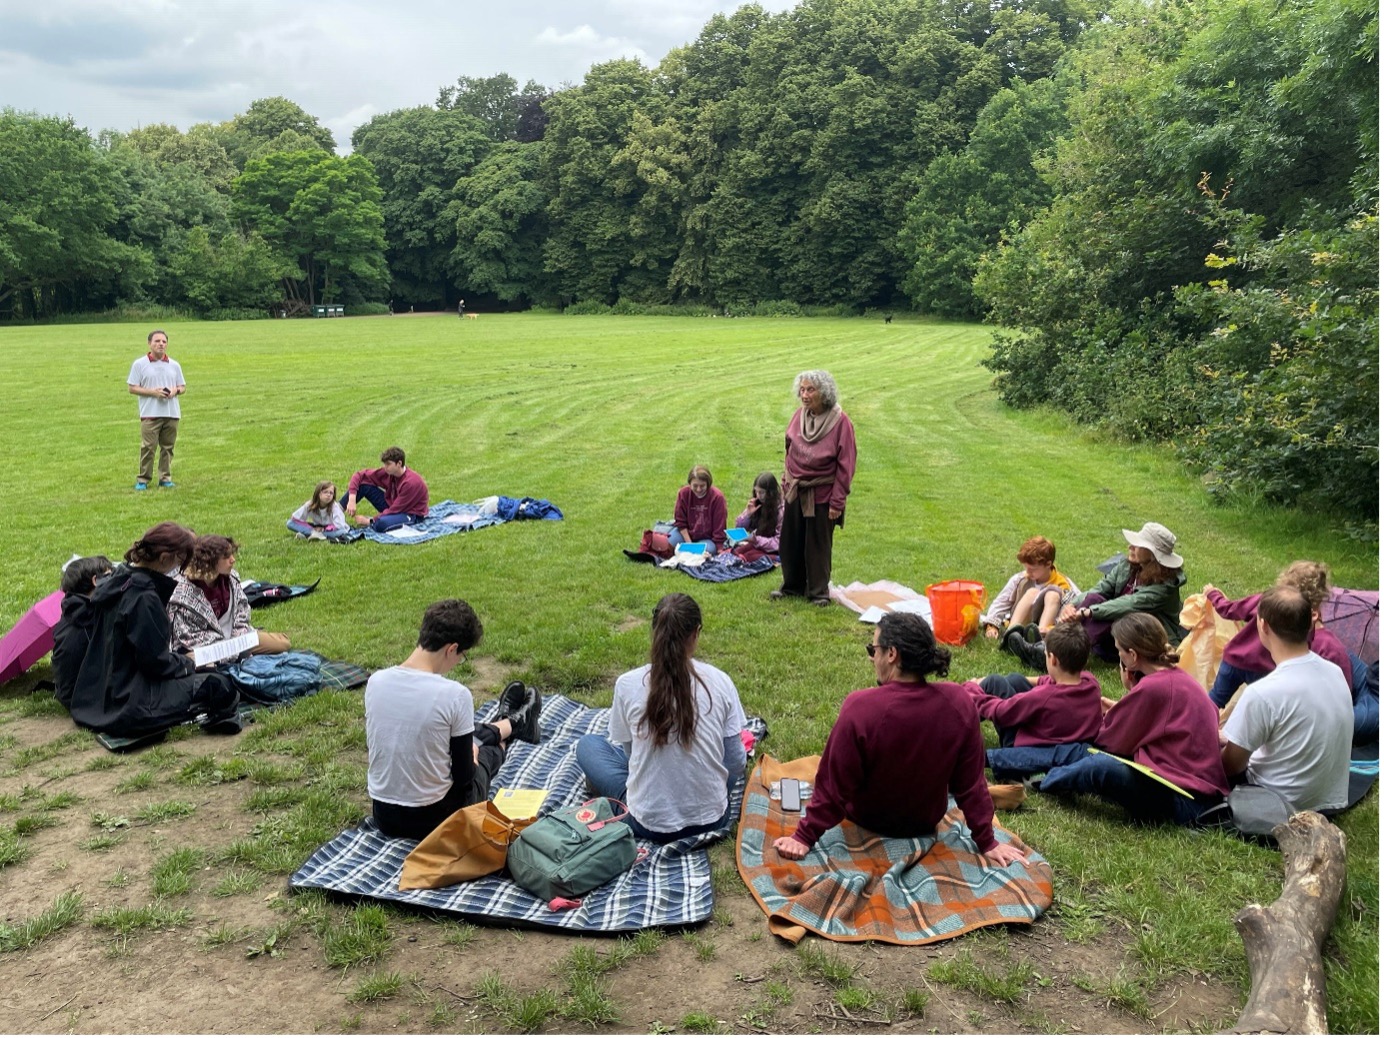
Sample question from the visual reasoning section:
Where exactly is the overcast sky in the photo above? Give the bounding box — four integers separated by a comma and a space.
0, 0, 798, 148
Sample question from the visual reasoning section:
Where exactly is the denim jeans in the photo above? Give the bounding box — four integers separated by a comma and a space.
574, 734, 740, 843
1208, 662, 1266, 709
1351, 655, 1378, 744
354, 484, 424, 532
978, 673, 1034, 749
1040, 750, 1216, 826
986, 741, 1087, 782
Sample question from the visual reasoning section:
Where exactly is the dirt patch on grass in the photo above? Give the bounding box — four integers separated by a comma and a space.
0, 693, 1243, 1034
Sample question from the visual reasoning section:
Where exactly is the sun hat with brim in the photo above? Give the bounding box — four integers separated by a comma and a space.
1122, 522, 1183, 569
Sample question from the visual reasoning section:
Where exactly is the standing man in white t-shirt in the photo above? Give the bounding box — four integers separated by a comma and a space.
127, 330, 186, 490
365, 599, 543, 840
1221, 586, 1353, 812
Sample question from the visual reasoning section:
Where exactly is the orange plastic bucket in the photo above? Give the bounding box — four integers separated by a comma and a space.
925, 580, 987, 646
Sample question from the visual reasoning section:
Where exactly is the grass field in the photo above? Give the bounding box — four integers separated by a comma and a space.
0, 313, 1376, 1033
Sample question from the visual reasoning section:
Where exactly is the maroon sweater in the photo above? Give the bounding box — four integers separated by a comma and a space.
793, 680, 997, 853
784, 408, 857, 513
1097, 668, 1229, 798
348, 466, 429, 517
1207, 590, 1354, 682
673, 485, 728, 548
965, 672, 1104, 747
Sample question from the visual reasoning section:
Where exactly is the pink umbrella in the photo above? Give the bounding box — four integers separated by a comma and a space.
0, 591, 64, 685
1320, 587, 1378, 666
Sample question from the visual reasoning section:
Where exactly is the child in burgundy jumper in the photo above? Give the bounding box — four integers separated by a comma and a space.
967, 623, 1104, 781
773, 612, 1029, 868
1034, 613, 1229, 826
1203, 560, 1353, 709
670, 464, 728, 550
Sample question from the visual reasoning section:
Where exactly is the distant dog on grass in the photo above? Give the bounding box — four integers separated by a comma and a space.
465, 312, 479, 320
884, 313, 893, 324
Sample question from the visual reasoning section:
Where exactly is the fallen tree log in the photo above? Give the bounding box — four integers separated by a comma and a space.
1227, 811, 1346, 1035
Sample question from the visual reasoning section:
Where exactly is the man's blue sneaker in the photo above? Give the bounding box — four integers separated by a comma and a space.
158, 480, 176, 488
134, 482, 149, 491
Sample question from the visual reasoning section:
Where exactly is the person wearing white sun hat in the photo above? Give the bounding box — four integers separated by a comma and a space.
1007, 522, 1187, 667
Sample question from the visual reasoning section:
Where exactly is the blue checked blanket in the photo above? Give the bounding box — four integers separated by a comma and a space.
678, 554, 776, 583
289, 694, 742, 931
363, 500, 507, 544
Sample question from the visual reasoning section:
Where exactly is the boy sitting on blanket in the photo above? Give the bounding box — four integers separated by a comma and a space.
346, 446, 430, 532
773, 612, 1028, 868
965, 622, 1104, 782
365, 599, 542, 840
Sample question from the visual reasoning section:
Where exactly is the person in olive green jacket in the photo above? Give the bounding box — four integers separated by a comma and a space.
1005, 522, 1186, 667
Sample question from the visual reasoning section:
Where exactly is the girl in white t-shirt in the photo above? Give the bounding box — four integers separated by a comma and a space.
576, 593, 747, 842
287, 480, 349, 539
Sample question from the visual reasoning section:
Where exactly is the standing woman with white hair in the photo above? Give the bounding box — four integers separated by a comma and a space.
771, 370, 857, 606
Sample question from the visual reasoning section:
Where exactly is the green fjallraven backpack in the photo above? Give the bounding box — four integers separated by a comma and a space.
506, 797, 637, 901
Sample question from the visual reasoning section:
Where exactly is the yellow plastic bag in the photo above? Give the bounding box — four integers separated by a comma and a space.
1175, 593, 1242, 692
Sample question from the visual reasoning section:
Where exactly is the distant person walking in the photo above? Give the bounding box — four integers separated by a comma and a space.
127, 329, 186, 490
458, 298, 466, 318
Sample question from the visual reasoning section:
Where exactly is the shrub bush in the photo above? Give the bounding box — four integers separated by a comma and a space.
350, 302, 391, 316
563, 301, 612, 315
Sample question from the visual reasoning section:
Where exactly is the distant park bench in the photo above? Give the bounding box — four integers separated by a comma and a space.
312, 304, 345, 318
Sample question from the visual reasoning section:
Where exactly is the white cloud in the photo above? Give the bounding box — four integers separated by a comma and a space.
0, 0, 799, 143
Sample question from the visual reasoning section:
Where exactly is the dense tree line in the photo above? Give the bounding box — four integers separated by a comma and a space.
0, 0, 1373, 513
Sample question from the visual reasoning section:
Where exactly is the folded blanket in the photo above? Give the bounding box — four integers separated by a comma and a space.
289, 694, 741, 932
679, 554, 777, 583
737, 755, 1052, 944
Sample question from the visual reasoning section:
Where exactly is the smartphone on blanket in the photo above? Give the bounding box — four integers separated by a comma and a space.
780, 779, 802, 812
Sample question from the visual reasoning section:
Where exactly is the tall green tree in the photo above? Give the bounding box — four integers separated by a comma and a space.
450, 142, 549, 304
541, 60, 659, 304
232, 151, 387, 305
352, 106, 492, 307
0, 110, 133, 317
900, 76, 1069, 316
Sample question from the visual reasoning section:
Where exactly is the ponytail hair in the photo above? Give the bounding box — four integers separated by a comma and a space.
124, 522, 195, 568
876, 612, 951, 680
1111, 613, 1180, 667
641, 593, 705, 749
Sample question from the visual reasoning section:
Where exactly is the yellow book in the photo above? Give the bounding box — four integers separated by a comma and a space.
492, 787, 549, 819
1088, 748, 1193, 799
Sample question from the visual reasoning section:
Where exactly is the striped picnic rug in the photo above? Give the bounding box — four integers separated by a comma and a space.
737, 755, 1052, 944
289, 693, 740, 932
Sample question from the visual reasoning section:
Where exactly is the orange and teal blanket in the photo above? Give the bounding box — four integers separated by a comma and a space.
736, 755, 1052, 944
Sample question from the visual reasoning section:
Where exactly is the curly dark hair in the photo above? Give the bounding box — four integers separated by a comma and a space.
876, 612, 950, 679
418, 599, 483, 653
186, 535, 240, 582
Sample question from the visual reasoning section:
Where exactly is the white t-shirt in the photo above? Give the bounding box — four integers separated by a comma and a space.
128, 355, 186, 419
610, 659, 747, 832
1222, 651, 1353, 812
365, 666, 475, 807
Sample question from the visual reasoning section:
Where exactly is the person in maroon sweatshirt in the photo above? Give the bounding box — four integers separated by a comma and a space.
773, 612, 1029, 867
965, 622, 1104, 781
1035, 613, 1230, 825
771, 370, 857, 606
346, 446, 430, 533
1203, 560, 1353, 709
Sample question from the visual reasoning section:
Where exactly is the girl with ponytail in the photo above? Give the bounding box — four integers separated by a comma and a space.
576, 593, 748, 842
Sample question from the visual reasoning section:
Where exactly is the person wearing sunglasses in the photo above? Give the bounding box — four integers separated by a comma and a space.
773, 612, 1029, 867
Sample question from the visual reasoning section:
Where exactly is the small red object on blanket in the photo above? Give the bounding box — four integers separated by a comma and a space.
548, 896, 582, 911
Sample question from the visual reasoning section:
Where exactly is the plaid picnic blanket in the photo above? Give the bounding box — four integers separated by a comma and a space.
363, 500, 507, 544
289, 694, 742, 932
737, 755, 1052, 944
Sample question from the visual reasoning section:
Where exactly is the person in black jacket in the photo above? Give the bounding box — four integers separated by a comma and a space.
51, 555, 113, 709
66, 523, 239, 738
